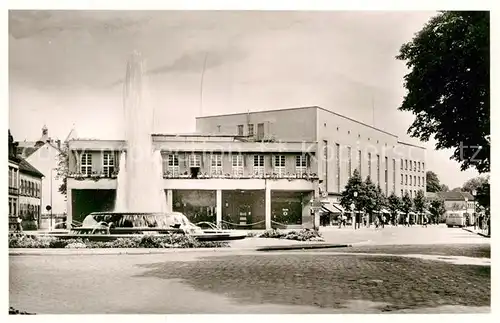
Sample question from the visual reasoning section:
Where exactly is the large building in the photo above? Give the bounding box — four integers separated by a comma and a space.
66, 134, 320, 229
196, 106, 426, 215
8, 131, 21, 231
65, 106, 426, 229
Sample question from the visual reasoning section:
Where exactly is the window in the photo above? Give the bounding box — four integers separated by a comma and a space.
102, 152, 115, 177
8, 169, 12, 188
210, 154, 223, 175
237, 125, 244, 136
253, 155, 265, 176
376, 154, 380, 184
323, 141, 329, 190
257, 123, 265, 140
392, 159, 396, 193
347, 147, 352, 178
232, 154, 244, 177
400, 159, 403, 170
274, 155, 286, 177
357, 150, 362, 174
405, 175, 408, 185
401, 174, 404, 185
296, 155, 307, 176
367, 153, 372, 179
418, 177, 421, 186
405, 159, 408, 170
418, 162, 421, 172
189, 154, 201, 167
414, 176, 417, 186
400, 189, 403, 197
80, 152, 93, 176
414, 161, 417, 171
167, 154, 179, 176
422, 162, 425, 172
409, 176, 412, 186
248, 124, 254, 136
384, 157, 388, 194
410, 190, 413, 198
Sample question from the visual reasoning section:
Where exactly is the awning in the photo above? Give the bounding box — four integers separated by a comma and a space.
321, 202, 343, 214
381, 208, 390, 213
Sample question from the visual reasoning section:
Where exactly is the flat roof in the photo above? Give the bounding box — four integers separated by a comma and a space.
196, 105, 399, 138
397, 141, 426, 150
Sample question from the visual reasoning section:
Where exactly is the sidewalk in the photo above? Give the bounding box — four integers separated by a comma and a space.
462, 227, 490, 238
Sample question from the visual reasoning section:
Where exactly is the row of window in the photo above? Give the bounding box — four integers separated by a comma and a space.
400, 174, 426, 188
400, 189, 424, 199
79, 152, 115, 176
164, 154, 308, 177
8, 167, 19, 189
237, 123, 265, 138
20, 179, 41, 198
19, 203, 40, 220
401, 159, 425, 173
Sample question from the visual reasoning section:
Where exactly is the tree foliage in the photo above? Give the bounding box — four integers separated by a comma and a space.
426, 171, 442, 193
475, 180, 490, 215
360, 177, 379, 216
55, 141, 69, 198
401, 192, 414, 215
440, 184, 449, 192
429, 198, 446, 223
397, 11, 490, 173
339, 169, 364, 212
461, 175, 489, 193
414, 190, 426, 214
387, 192, 402, 215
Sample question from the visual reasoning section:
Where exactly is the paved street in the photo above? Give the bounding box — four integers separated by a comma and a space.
9, 226, 490, 314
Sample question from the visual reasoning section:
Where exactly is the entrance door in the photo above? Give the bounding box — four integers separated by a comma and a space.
238, 205, 252, 225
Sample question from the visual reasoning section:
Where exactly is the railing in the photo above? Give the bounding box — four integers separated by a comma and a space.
67, 172, 319, 181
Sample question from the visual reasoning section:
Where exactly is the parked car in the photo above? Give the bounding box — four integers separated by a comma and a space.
446, 213, 466, 228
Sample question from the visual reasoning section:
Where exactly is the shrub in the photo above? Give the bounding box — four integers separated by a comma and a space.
259, 229, 324, 242
8, 233, 229, 249
21, 220, 38, 231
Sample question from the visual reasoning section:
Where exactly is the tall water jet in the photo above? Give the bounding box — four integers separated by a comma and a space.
114, 51, 166, 212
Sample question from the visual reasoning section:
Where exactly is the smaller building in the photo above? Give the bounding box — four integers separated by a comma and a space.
18, 158, 44, 230
8, 130, 21, 231
427, 191, 476, 224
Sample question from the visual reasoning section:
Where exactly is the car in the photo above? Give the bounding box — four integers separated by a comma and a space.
446, 213, 466, 228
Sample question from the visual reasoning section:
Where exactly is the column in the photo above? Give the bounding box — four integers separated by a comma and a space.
66, 188, 72, 226
265, 185, 272, 230
166, 190, 173, 213
216, 189, 222, 226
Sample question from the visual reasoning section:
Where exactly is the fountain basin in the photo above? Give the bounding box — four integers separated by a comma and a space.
38, 212, 246, 242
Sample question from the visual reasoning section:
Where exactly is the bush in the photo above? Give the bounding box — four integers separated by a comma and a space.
21, 220, 38, 231
259, 229, 324, 242
8, 233, 229, 249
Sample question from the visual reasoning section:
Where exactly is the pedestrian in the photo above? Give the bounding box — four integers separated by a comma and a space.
422, 215, 427, 228
405, 215, 409, 227
381, 215, 386, 228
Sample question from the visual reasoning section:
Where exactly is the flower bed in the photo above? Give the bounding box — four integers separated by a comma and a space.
258, 229, 324, 241
8, 233, 229, 249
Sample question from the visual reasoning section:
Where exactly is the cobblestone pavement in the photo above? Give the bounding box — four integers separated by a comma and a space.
300, 243, 490, 258
137, 252, 490, 313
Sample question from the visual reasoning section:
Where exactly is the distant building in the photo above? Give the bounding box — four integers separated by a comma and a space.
426, 191, 476, 223
17, 125, 72, 221
8, 130, 21, 231
18, 158, 44, 230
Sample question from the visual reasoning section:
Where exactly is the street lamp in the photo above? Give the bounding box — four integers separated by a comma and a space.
48, 167, 57, 231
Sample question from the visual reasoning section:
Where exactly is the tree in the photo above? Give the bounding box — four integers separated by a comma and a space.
426, 171, 442, 193
440, 184, 449, 192
451, 187, 462, 192
55, 141, 69, 198
429, 198, 446, 224
339, 169, 365, 213
397, 11, 490, 174
414, 190, 426, 223
360, 177, 378, 222
462, 176, 489, 193
476, 180, 490, 215
401, 192, 414, 222
387, 192, 402, 223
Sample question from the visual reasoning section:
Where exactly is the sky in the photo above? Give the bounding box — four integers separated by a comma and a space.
8, 10, 482, 189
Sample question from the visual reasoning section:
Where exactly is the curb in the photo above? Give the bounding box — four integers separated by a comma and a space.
8, 247, 249, 256
462, 227, 490, 238
256, 243, 352, 251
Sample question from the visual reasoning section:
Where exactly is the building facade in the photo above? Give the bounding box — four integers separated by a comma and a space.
66, 134, 320, 229
196, 106, 427, 215
18, 158, 44, 230
17, 125, 67, 220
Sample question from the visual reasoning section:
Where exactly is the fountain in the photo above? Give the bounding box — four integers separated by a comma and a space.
54, 52, 245, 241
